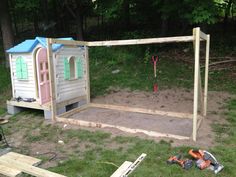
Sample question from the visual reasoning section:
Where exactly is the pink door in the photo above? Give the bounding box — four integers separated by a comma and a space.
36, 48, 51, 105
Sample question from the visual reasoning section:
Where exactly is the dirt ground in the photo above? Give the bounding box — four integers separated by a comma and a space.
65, 88, 234, 148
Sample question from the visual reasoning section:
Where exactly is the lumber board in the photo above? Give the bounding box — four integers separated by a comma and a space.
90, 103, 193, 119
0, 152, 41, 177
0, 164, 21, 177
87, 36, 194, 46
203, 35, 210, 117
192, 27, 201, 141
56, 95, 86, 109
7, 100, 50, 110
56, 117, 190, 140
85, 46, 90, 103
197, 116, 204, 131
199, 31, 208, 40
1, 152, 41, 166
47, 38, 57, 121
50, 39, 87, 46
58, 104, 89, 117
110, 161, 132, 177
0, 157, 66, 177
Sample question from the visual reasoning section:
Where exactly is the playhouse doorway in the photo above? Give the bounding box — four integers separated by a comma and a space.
36, 48, 51, 105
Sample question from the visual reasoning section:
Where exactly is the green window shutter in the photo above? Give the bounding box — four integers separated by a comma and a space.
64, 58, 70, 80
76, 58, 83, 78
21, 62, 28, 79
16, 57, 22, 79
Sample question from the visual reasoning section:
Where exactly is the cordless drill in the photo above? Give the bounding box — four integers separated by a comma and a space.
167, 155, 193, 170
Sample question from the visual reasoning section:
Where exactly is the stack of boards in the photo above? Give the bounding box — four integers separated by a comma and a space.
0, 152, 66, 177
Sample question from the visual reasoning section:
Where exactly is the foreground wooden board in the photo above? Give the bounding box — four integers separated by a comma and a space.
0, 152, 66, 177
110, 161, 132, 177
56, 117, 190, 140
0, 152, 41, 177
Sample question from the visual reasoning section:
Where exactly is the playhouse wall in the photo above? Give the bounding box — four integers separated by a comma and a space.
54, 46, 87, 103
10, 53, 36, 99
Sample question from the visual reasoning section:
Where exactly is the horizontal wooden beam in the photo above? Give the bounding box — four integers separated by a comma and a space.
7, 100, 50, 110
50, 39, 87, 46
56, 95, 86, 109
56, 117, 190, 140
90, 103, 193, 119
50, 36, 196, 47
87, 36, 194, 46
199, 31, 208, 41
57, 104, 89, 118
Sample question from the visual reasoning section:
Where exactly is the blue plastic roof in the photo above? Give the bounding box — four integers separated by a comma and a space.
7, 37, 73, 53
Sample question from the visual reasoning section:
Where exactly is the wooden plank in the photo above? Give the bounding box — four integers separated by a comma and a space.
203, 35, 210, 117
58, 104, 89, 117
192, 27, 201, 141
50, 39, 87, 46
7, 100, 50, 110
0, 152, 41, 177
2, 152, 41, 166
197, 115, 204, 131
122, 153, 146, 177
56, 117, 190, 140
87, 36, 194, 47
90, 103, 193, 119
111, 161, 132, 177
0, 164, 21, 177
56, 95, 86, 109
199, 31, 208, 40
198, 59, 204, 114
85, 46, 90, 103
0, 157, 66, 177
47, 38, 57, 121
9, 54, 15, 98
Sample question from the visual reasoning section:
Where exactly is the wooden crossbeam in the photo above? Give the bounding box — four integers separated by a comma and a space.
56, 117, 190, 140
90, 103, 193, 119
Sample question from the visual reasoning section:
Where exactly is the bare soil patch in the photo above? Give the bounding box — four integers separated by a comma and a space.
66, 88, 233, 148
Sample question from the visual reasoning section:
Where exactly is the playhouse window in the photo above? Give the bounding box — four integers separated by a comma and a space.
16, 56, 28, 80
64, 57, 84, 80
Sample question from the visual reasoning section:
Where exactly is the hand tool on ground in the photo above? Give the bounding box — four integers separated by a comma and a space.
152, 56, 158, 93
152, 56, 158, 78
167, 154, 193, 170
189, 149, 224, 174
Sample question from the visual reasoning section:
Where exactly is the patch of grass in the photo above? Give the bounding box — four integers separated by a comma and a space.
90, 47, 193, 97
65, 129, 111, 143
90, 47, 235, 97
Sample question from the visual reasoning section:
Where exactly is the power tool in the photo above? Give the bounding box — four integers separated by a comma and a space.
189, 149, 224, 174
167, 154, 193, 170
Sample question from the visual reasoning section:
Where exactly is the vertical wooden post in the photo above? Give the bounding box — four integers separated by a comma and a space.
9, 54, 15, 98
46, 38, 56, 121
203, 35, 210, 116
192, 27, 200, 141
85, 46, 90, 104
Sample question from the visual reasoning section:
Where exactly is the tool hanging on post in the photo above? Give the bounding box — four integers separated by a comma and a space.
152, 56, 158, 93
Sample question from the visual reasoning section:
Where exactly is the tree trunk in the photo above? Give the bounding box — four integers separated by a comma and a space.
161, 17, 168, 36
0, 0, 14, 67
122, 0, 130, 30
224, 0, 233, 31
76, 10, 84, 41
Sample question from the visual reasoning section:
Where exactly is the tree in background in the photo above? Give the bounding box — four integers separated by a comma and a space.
0, 0, 14, 67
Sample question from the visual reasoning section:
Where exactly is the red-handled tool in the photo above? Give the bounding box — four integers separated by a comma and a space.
152, 56, 158, 93
152, 56, 158, 78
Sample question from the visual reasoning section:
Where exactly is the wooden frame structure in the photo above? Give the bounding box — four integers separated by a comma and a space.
47, 27, 210, 141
